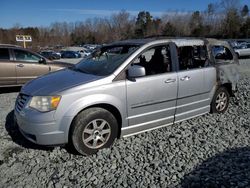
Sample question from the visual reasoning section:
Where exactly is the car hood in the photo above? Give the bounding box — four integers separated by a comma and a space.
21, 69, 104, 96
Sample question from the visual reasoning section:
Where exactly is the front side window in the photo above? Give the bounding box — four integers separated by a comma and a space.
212, 46, 233, 61
74, 45, 139, 76
14, 49, 41, 62
132, 45, 172, 76
0, 48, 10, 60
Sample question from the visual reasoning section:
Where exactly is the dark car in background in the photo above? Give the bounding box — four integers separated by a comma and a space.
0, 44, 72, 87
61, 50, 81, 58
40, 51, 61, 60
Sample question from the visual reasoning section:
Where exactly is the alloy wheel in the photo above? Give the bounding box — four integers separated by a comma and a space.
82, 119, 111, 149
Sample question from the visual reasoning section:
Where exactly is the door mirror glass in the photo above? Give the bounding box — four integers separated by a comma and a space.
127, 65, 146, 78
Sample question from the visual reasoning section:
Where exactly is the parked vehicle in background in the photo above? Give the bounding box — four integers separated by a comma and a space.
234, 43, 250, 58
79, 49, 92, 57
83, 44, 100, 50
61, 51, 81, 58
14, 38, 239, 155
40, 51, 61, 60
55, 52, 61, 58
0, 44, 72, 87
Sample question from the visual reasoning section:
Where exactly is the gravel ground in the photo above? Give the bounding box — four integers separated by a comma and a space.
0, 60, 249, 187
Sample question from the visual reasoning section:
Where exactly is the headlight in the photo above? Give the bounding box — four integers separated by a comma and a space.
29, 96, 61, 112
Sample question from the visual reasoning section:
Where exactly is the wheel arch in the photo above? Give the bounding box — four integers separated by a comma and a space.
221, 83, 233, 96
68, 103, 123, 143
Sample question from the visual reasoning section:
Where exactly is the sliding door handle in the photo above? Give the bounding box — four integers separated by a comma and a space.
180, 76, 190, 81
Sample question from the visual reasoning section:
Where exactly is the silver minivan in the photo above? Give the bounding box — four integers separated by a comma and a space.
14, 38, 239, 155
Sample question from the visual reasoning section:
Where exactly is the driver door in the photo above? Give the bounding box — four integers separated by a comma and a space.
124, 43, 178, 135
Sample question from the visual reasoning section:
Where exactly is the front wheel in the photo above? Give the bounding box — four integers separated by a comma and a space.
211, 87, 230, 113
70, 108, 118, 155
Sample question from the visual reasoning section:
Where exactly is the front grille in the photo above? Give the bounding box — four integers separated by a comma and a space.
15, 93, 30, 113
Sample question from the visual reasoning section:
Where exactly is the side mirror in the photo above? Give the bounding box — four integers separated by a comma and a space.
127, 65, 145, 81
39, 58, 46, 64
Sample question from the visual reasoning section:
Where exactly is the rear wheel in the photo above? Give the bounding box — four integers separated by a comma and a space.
211, 87, 230, 113
70, 108, 118, 155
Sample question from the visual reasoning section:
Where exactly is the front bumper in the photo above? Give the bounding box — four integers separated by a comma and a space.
14, 109, 71, 145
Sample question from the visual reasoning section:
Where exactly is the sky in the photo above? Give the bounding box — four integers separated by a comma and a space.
0, 0, 249, 28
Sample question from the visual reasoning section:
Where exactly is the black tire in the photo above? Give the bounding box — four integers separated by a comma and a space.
211, 87, 230, 113
70, 107, 118, 155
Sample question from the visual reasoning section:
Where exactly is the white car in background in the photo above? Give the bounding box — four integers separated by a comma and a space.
234, 43, 250, 58
79, 49, 92, 57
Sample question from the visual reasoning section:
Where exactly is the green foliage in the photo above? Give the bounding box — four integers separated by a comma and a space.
135, 11, 153, 38
240, 17, 250, 37
189, 11, 205, 37
241, 5, 249, 17
134, 11, 163, 38
207, 3, 215, 15
161, 22, 177, 36
222, 8, 242, 38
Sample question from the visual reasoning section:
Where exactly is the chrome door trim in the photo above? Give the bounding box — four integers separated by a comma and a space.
127, 106, 176, 120
121, 120, 173, 137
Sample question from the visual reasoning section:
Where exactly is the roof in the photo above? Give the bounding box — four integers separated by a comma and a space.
108, 38, 155, 46
170, 39, 204, 46
106, 38, 206, 47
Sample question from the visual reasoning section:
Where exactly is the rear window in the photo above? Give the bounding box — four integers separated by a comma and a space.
0, 48, 10, 60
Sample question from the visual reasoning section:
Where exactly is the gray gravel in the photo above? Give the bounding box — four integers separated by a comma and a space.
0, 60, 250, 188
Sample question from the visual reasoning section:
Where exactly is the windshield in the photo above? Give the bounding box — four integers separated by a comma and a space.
74, 45, 139, 76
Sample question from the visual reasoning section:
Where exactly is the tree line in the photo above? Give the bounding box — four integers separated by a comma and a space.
0, 0, 249, 49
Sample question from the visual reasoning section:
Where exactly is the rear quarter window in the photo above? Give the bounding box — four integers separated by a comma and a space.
212, 46, 233, 62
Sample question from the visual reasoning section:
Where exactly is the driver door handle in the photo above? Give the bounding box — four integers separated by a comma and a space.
165, 79, 176, 83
